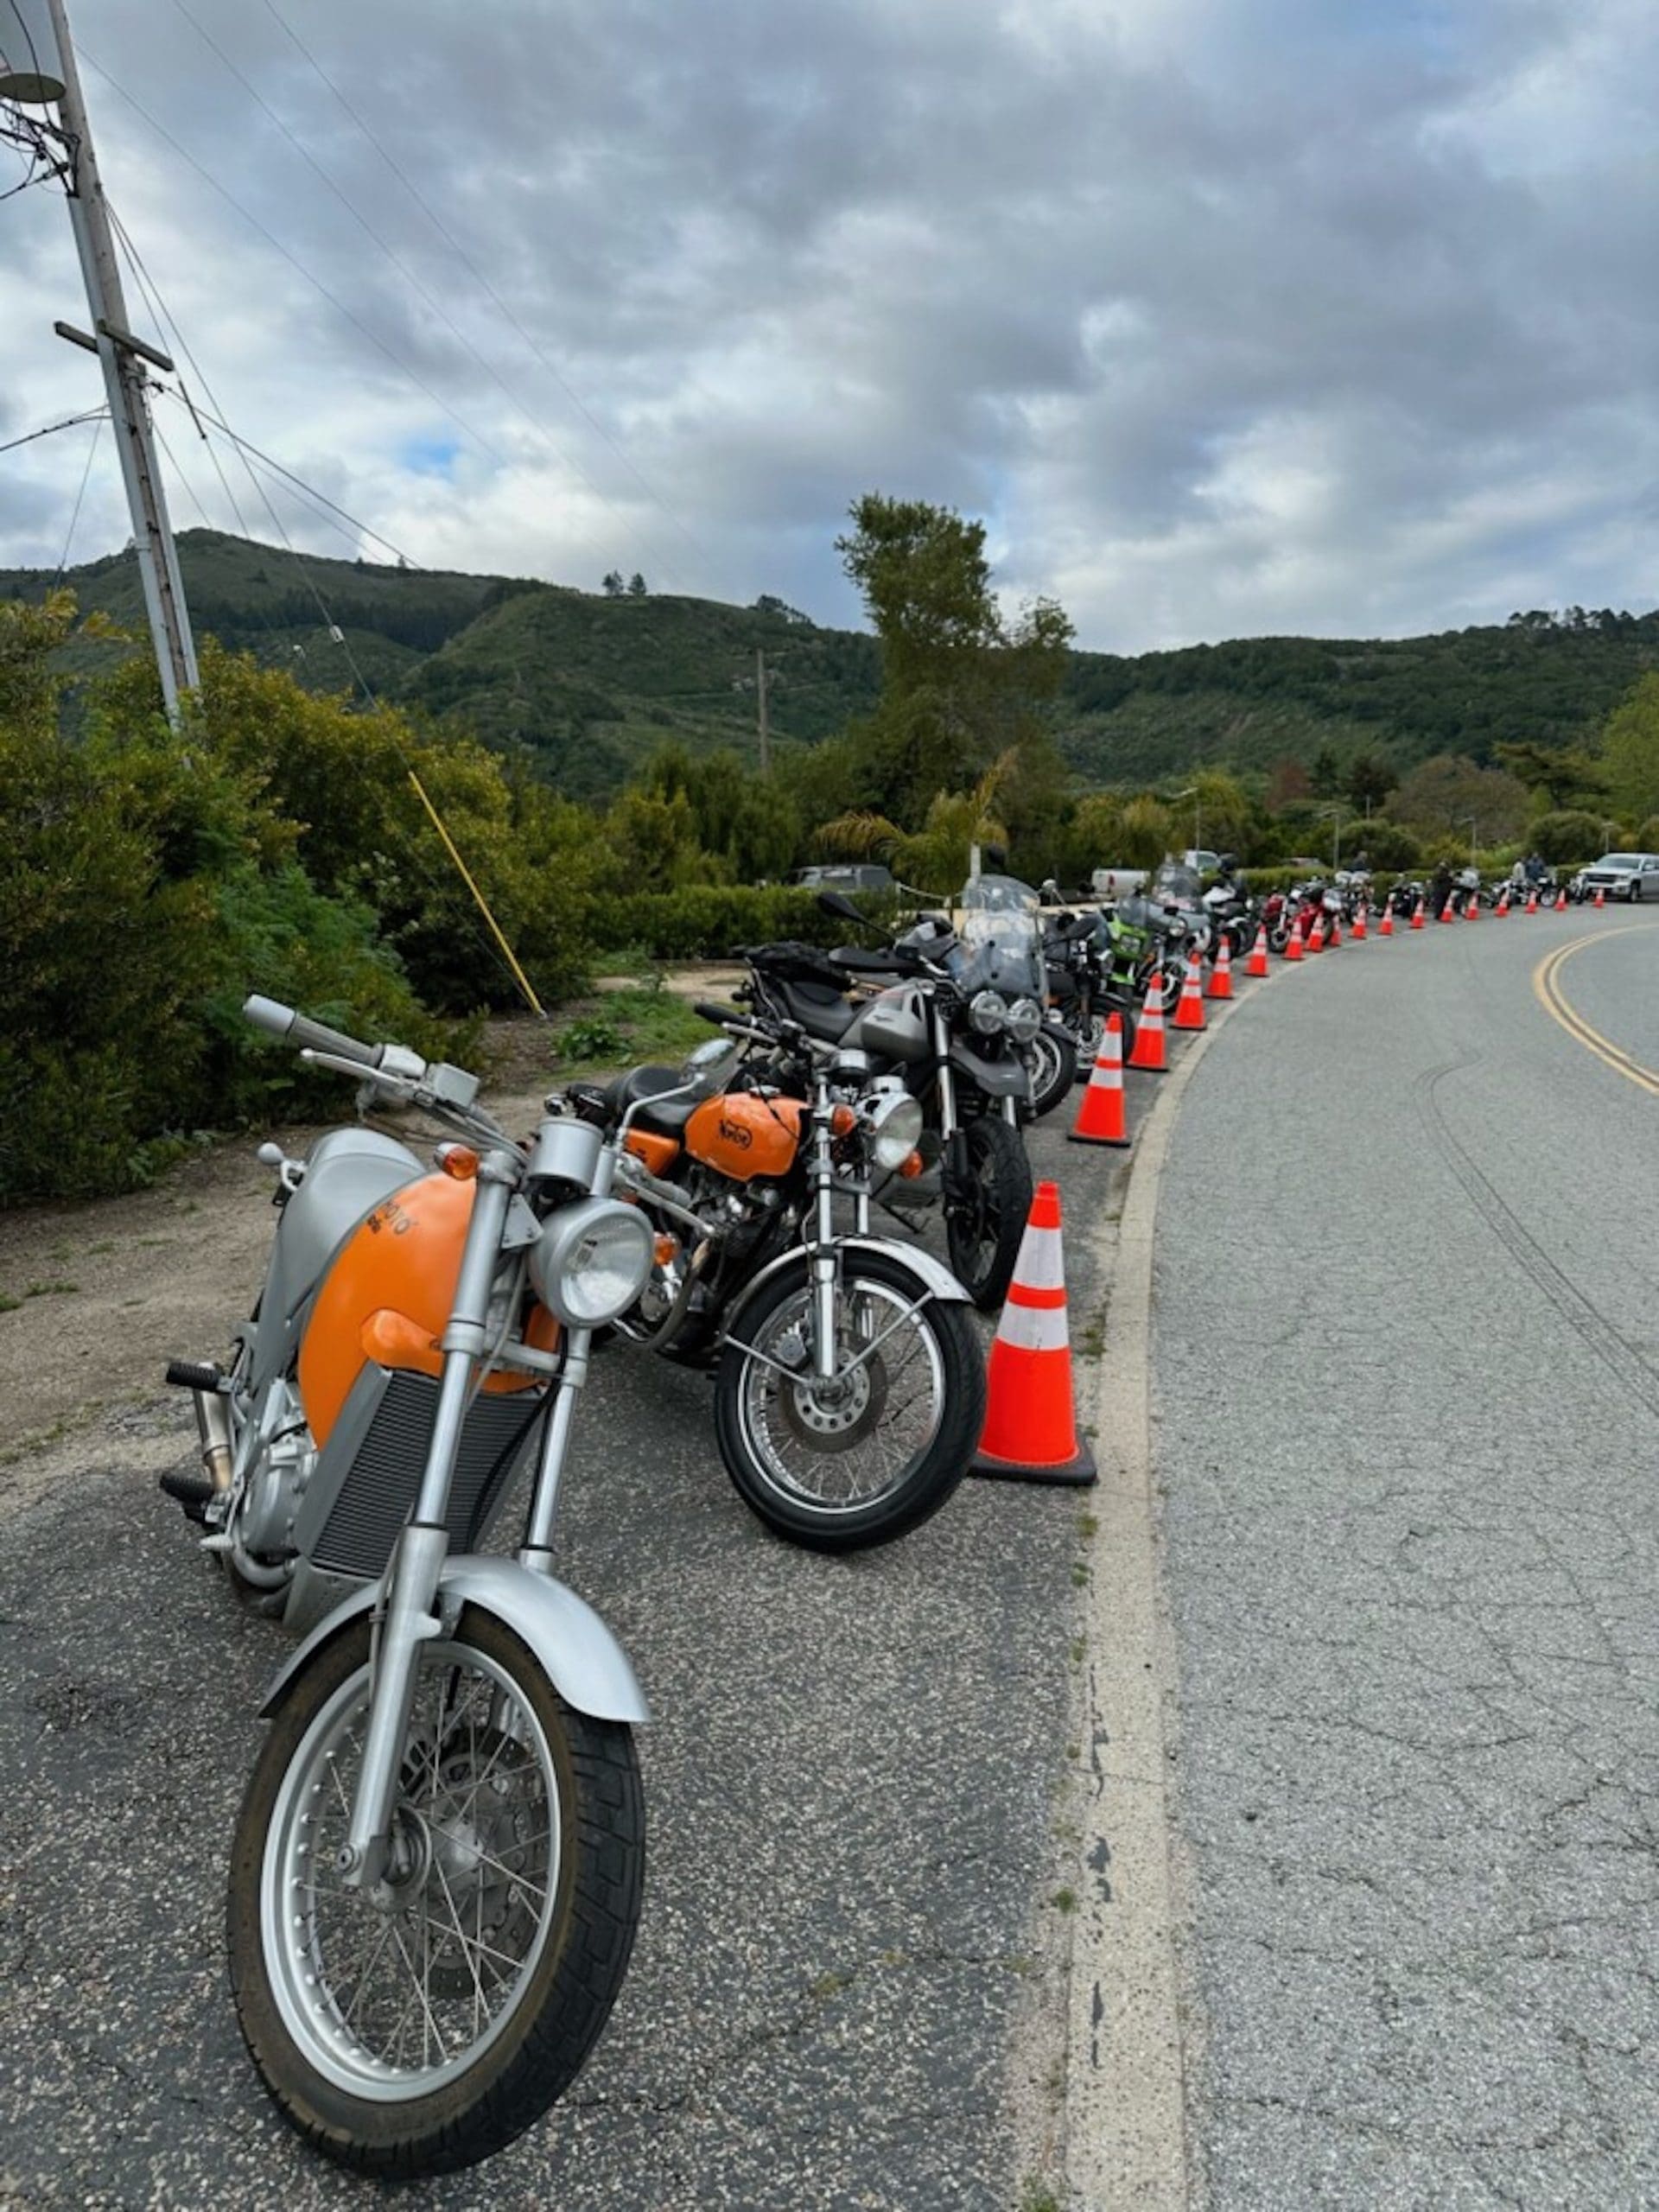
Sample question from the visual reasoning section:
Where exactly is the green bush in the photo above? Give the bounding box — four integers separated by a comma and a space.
1634, 816, 1659, 851
587, 884, 855, 960
1529, 809, 1612, 864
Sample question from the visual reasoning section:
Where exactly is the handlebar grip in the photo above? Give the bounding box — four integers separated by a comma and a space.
242, 994, 382, 1068
694, 1001, 743, 1027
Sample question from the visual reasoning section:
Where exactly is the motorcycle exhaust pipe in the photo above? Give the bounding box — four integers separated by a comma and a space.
193, 1389, 234, 1491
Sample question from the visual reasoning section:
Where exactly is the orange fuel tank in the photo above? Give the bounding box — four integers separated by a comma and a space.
297, 1172, 557, 1448
683, 1092, 806, 1182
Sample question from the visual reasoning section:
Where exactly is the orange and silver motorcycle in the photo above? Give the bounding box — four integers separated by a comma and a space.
162, 996, 654, 2176
570, 1001, 985, 1551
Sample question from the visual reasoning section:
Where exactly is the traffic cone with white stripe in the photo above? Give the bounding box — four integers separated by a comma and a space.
1246, 922, 1270, 976
1554, 888, 1567, 911
1285, 922, 1304, 962
1207, 936, 1234, 999
1594, 886, 1605, 909
1351, 904, 1367, 940
1410, 898, 1425, 930
1328, 912, 1343, 946
1307, 912, 1326, 952
1069, 1013, 1131, 1147
1379, 903, 1395, 935
1127, 975, 1167, 1071
1497, 888, 1510, 916
1173, 950, 1207, 1029
969, 1180, 1096, 1488
1525, 889, 1538, 914
1440, 899, 1456, 923
1465, 890, 1479, 918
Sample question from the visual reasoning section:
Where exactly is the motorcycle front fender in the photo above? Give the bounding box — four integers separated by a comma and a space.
947, 1040, 1029, 1099
257, 1554, 649, 1724
723, 1235, 973, 1344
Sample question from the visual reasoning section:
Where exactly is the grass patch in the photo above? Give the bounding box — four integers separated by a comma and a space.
1020, 2181, 1064, 2212
1050, 1887, 1078, 1915
1077, 1510, 1098, 1541
550, 985, 721, 1078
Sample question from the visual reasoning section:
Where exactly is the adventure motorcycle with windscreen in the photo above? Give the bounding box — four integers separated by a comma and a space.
159, 995, 652, 2176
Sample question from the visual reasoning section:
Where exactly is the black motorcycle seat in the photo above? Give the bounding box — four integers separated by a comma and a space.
772, 977, 859, 1042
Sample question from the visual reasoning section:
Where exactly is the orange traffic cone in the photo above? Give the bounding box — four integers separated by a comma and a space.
1497, 889, 1510, 916
1286, 923, 1304, 963
1554, 889, 1567, 911
1172, 950, 1206, 1029
1465, 892, 1478, 918
1379, 904, 1395, 937
1525, 889, 1538, 914
1307, 912, 1326, 952
1593, 886, 1605, 909
1069, 1014, 1131, 1147
1246, 922, 1270, 976
1127, 976, 1167, 1071
969, 1181, 1096, 1488
1410, 898, 1425, 930
1352, 905, 1367, 940
1440, 900, 1455, 923
1328, 913, 1343, 946
1207, 936, 1234, 999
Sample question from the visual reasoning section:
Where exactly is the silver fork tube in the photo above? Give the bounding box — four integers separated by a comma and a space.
519, 1327, 593, 1567
342, 1160, 517, 1885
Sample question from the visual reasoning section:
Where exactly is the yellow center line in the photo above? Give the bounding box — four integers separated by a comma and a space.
1532, 925, 1659, 1096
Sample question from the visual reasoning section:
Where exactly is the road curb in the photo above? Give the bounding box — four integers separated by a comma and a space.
1061, 983, 1262, 2211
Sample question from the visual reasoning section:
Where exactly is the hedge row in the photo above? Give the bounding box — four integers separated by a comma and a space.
586, 884, 870, 961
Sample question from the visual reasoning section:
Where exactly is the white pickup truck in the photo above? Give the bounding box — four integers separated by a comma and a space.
1090, 865, 1149, 901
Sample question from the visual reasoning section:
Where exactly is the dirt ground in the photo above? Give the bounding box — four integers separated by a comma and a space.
0, 969, 741, 1491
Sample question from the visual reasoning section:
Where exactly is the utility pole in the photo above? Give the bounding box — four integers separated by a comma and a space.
754, 647, 771, 774
2, 0, 199, 722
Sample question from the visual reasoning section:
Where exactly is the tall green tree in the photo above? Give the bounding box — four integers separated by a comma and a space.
836, 493, 1072, 823
1597, 673, 1659, 825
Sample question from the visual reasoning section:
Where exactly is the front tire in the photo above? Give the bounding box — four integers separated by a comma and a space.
944, 1113, 1033, 1311
228, 1611, 643, 2177
714, 1248, 985, 1551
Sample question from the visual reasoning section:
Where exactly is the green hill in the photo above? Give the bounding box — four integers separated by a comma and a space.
4, 530, 1655, 795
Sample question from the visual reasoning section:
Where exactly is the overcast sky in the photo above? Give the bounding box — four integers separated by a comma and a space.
2, 0, 1656, 650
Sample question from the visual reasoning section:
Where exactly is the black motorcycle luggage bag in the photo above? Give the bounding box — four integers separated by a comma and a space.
745, 940, 850, 990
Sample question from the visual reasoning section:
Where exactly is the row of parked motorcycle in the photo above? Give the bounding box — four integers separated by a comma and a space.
162, 867, 1254, 2176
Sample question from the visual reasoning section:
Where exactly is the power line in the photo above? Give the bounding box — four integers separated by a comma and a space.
156, 0, 690, 593
52, 412, 103, 578
0, 405, 108, 456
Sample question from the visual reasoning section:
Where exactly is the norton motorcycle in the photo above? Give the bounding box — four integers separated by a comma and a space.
162, 995, 653, 2175
568, 1009, 984, 1551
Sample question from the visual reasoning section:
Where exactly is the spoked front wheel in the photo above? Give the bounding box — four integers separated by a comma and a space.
715, 1248, 985, 1551
228, 1611, 644, 2177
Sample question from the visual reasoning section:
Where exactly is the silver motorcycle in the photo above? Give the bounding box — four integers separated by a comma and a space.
165, 995, 652, 2174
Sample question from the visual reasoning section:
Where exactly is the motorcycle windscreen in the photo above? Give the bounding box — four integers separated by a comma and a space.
297, 1171, 556, 1448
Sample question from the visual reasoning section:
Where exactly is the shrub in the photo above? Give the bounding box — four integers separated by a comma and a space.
586, 885, 855, 961
1634, 817, 1659, 851
1529, 809, 1613, 864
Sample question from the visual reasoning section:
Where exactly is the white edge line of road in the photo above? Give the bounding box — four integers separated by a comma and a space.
1062, 975, 1274, 2212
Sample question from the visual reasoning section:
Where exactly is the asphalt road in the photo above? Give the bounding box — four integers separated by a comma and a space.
1153, 907, 1659, 2208
0, 1050, 1135, 2210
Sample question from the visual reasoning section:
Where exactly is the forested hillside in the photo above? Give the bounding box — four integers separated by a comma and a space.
3, 530, 1655, 796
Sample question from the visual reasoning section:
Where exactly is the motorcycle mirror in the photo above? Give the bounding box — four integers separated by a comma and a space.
816, 890, 869, 926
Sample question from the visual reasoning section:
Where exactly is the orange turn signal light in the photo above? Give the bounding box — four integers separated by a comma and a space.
897, 1149, 925, 1179
830, 1103, 859, 1138
438, 1145, 480, 1180
653, 1232, 680, 1267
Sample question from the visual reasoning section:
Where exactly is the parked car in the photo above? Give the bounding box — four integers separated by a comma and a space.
791, 863, 896, 895
1576, 852, 1659, 902
1090, 865, 1149, 901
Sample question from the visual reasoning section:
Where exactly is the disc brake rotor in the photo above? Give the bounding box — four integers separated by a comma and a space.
778, 1349, 890, 1454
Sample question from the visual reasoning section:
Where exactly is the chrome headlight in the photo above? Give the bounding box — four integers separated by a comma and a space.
1005, 996, 1041, 1045
969, 988, 1007, 1034
529, 1198, 653, 1328
861, 1089, 924, 1173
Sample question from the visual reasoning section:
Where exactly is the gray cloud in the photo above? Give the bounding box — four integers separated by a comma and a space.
1, 0, 1655, 645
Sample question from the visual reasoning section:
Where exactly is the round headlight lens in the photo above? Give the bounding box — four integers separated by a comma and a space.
863, 1090, 925, 1173
529, 1198, 654, 1328
969, 988, 1007, 1034
1005, 996, 1042, 1044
